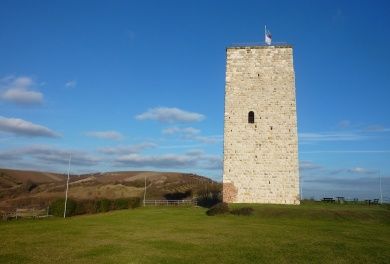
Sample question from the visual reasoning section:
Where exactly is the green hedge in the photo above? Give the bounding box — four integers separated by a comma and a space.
49, 197, 141, 217
49, 198, 77, 217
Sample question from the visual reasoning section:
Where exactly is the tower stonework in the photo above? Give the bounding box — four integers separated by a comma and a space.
223, 45, 300, 204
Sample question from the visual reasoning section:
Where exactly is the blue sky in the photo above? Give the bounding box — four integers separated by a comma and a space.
0, 0, 389, 200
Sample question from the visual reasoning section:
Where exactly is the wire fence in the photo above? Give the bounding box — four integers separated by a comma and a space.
2, 208, 51, 221
143, 200, 197, 206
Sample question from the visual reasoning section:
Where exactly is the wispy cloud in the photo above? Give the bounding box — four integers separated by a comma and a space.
300, 150, 390, 154
305, 175, 388, 188
299, 132, 365, 142
65, 80, 77, 88
363, 125, 390, 132
0, 116, 60, 138
328, 167, 378, 176
98, 142, 156, 155
115, 153, 197, 168
347, 167, 377, 175
85, 130, 124, 140
0, 76, 43, 105
194, 135, 223, 144
338, 120, 351, 129
136, 107, 205, 123
162, 126, 200, 137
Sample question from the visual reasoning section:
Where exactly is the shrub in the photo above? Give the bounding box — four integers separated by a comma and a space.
230, 207, 254, 216
164, 190, 192, 200
49, 197, 141, 217
49, 198, 77, 217
112, 199, 128, 210
121, 180, 151, 188
96, 199, 111, 212
128, 197, 141, 208
206, 202, 230, 216
73, 200, 98, 215
23, 180, 38, 192
112, 197, 141, 210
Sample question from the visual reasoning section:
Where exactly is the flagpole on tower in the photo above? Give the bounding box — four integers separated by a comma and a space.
264, 25, 272, 45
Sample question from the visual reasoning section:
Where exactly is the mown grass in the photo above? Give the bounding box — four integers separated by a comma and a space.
0, 203, 389, 264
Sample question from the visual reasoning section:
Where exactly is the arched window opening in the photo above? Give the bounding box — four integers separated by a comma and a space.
248, 111, 254, 123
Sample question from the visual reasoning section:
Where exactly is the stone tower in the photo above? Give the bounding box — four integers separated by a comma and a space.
223, 44, 300, 204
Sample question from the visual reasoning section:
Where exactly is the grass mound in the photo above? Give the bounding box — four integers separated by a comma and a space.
230, 207, 254, 216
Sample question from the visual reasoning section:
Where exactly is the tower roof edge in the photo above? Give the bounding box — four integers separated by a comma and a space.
226, 43, 293, 50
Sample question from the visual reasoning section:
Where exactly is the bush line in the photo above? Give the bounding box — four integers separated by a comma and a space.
206, 202, 254, 216
49, 197, 141, 217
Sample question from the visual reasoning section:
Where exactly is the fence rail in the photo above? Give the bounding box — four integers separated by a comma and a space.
2, 208, 50, 221
143, 200, 197, 206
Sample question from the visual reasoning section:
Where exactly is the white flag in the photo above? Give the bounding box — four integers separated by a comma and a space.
265, 27, 272, 45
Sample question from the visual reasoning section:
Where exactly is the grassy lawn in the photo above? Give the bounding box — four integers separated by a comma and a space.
0, 203, 389, 264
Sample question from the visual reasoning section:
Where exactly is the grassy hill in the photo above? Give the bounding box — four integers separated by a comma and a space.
0, 168, 218, 212
0, 203, 389, 263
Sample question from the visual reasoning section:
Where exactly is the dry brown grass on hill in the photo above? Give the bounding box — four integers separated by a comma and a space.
0, 168, 219, 212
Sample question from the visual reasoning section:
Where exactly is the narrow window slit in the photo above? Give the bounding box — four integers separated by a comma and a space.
248, 111, 254, 123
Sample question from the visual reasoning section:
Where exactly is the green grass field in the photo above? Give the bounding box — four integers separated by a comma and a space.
1, 203, 389, 264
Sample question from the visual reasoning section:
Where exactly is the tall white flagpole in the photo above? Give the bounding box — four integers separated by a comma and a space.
379, 170, 383, 204
143, 174, 147, 207
64, 153, 71, 218
300, 178, 303, 201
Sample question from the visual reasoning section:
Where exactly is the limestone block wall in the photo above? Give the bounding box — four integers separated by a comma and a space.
223, 45, 300, 204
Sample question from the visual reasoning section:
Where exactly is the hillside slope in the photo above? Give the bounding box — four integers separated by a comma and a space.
0, 168, 219, 211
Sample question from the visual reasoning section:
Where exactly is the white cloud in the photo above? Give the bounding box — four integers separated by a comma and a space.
0, 116, 60, 138
85, 131, 124, 140
136, 107, 205, 123
162, 126, 222, 144
348, 167, 377, 175
98, 142, 156, 155
0, 76, 43, 105
114, 150, 222, 170
65, 80, 77, 88
0, 145, 100, 167
299, 161, 322, 171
